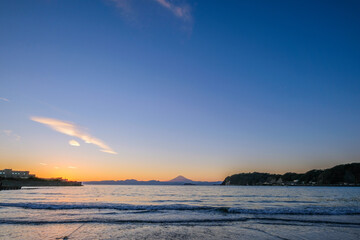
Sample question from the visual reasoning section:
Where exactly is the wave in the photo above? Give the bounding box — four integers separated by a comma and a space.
1, 202, 359, 215
0, 202, 213, 211
152, 199, 203, 203
1, 217, 360, 226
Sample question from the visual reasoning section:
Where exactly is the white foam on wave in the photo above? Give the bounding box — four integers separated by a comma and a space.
1, 202, 360, 215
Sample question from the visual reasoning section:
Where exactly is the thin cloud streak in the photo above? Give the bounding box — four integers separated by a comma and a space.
30, 117, 117, 154
0, 97, 9, 102
154, 0, 192, 22
108, 0, 134, 18
109, 0, 192, 31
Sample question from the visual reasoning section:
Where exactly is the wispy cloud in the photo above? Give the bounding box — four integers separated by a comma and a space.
3, 130, 12, 136
108, 0, 134, 19
40, 163, 48, 166
108, 0, 130, 10
68, 166, 77, 169
108, 0, 192, 32
3, 130, 21, 141
30, 117, 117, 154
69, 139, 80, 147
154, 0, 192, 22
0, 97, 9, 102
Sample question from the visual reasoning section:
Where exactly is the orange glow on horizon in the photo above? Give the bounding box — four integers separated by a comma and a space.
0, 148, 342, 183
0, 157, 224, 182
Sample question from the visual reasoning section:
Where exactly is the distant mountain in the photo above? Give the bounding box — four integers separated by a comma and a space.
85, 175, 221, 186
222, 163, 360, 186
169, 175, 193, 183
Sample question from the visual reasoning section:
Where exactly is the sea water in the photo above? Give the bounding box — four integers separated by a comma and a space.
0, 185, 360, 239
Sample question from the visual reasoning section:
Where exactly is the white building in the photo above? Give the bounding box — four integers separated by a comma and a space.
0, 169, 35, 179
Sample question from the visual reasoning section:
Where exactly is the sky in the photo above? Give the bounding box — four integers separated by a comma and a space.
1, 0, 360, 181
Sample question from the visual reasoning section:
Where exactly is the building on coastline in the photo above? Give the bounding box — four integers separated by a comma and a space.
0, 169, 35, 179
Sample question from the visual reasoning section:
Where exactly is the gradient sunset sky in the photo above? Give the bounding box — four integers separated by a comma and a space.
1, 0, 360, 181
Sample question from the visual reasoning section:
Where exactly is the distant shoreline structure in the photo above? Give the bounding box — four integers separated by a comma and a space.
222, 163, 360, 186
0, 168, 82, 190
0, 168, 35, 179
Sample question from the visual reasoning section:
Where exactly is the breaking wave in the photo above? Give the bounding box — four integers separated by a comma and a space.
1, 202, 359, 215
1, 216, 360, 226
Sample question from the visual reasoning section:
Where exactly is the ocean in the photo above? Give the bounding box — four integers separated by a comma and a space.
0, 185, 359, 239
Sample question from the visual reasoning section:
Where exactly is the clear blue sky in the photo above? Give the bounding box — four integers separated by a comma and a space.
1, 0, 360, 181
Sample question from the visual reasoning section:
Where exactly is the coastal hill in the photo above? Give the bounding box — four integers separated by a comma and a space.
0, 169, 82, 189
222, 163, 360, 186
1, 176, 82, 188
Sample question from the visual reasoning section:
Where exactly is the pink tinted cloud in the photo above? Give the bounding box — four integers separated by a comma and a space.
31, 116, 117, 154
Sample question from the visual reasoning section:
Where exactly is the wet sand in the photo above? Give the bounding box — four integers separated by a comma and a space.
1, 219, 360, 240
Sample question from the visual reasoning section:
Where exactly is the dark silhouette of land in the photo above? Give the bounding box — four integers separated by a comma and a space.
0, 168, 82, 190
0, 176, 82, 190
85, 175, 221, 185
222, 163, 360, 186
169, 175, 193, 183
